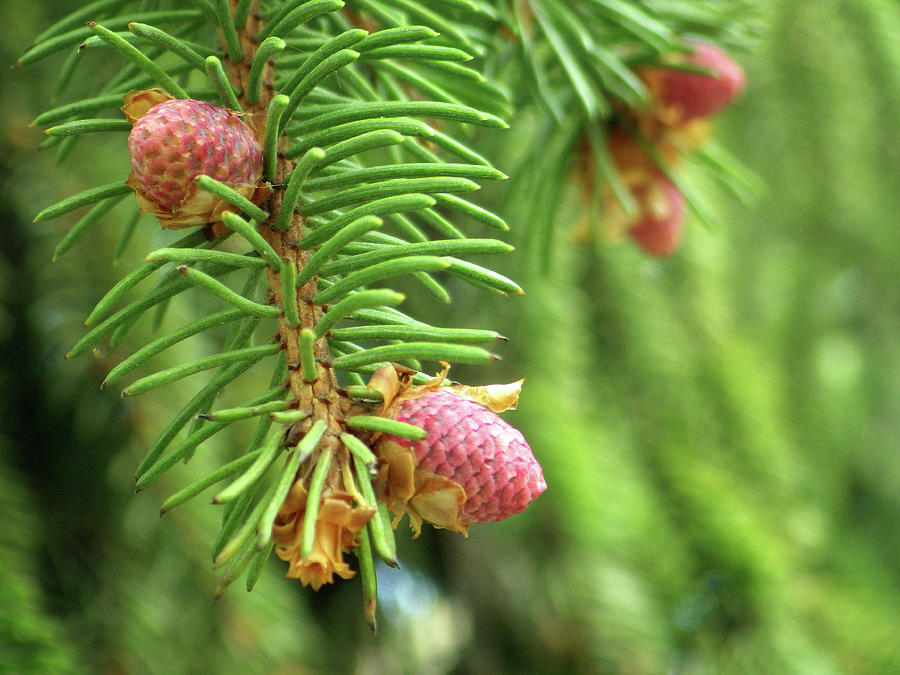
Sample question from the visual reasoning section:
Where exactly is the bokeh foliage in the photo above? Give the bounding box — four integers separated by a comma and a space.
1, 0, 899, 673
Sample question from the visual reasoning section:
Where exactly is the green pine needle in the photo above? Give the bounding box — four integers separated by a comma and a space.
103, 309, 245, 388
34, 182, 131, 222
312, 256, 449, 305
298, 448, 333, 559
44, 118, 132, 137
345, 416, 426, 440
121, 343, 281, 398
330, 342, 497, 371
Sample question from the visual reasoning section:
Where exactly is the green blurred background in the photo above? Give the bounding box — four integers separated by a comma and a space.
1, 1, 899, 673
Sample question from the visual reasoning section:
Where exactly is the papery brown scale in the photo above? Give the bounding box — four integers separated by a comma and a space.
272, 480, 375, 590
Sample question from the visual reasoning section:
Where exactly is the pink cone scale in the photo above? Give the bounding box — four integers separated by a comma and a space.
387, 389, 546, 523
127, 99, 263, 212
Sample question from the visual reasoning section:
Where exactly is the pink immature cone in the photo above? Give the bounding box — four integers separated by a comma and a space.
127, 98, 263, 215
629, 178, 686, 257
644, 40, 746, 123
387, 389, 546, 524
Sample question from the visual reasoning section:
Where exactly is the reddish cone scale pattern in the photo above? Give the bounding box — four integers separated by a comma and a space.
388, 390, 546, 523
649, 40, 746, 122
127, 99, 262, 212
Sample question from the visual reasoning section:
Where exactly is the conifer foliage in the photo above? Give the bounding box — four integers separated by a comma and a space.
11, 2, 900, 671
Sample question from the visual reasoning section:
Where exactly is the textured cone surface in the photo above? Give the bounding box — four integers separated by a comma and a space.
128, 99, 262, 212
646, 41, 746, 122
629, 178, 686, 256
388, 390, 546, 523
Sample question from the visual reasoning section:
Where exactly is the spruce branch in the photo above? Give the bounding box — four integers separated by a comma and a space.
22, 0, 537, 616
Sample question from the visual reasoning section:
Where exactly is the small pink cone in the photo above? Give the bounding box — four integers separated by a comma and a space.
642, 40, 746, 124
386, 389, 546, 525
124, 91, 264, 228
